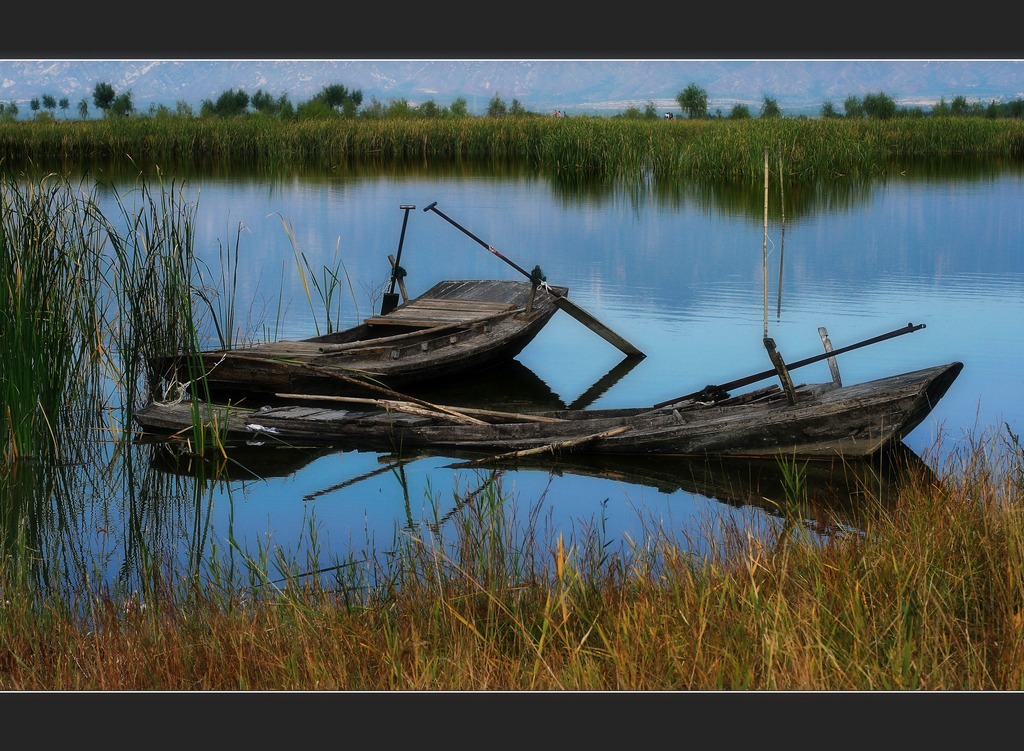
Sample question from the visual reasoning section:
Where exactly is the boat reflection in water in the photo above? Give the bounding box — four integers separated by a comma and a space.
404, 354, 644, 413
147, 432, 932, 541
448, 444, 932, 536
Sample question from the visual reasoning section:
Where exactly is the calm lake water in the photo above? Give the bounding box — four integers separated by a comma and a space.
12, 161, 1024, 590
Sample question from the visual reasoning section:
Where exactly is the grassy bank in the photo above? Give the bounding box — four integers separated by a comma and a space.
1, 428, 1022, 690
2, 116, 1022, 182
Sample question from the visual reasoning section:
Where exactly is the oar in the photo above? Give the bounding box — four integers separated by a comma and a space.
652, 322, 926, 408
380, 204, 415, 315
422, 202, 645, 358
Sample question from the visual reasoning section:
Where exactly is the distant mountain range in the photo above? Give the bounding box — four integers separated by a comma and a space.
2, 60, 1022, 117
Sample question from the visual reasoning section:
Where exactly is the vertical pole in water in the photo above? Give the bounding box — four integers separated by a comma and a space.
763, 148, 769, 339
776, 142, 786, 320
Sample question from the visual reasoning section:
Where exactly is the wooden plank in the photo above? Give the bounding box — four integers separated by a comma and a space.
364, 297, 519, 327
403, 298, 515, 311
763, 337, 798, 405
364, 315, 482, 328
818, 326, 843, 386
249, 341, 327, 356
552, 296, 645, 357
448, 425, 633, 466
275, 392, 569, 423
423, 279, 568, 306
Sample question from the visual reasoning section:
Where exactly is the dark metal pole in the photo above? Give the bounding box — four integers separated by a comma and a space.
423, 201, 533, 280
652, 322, 926, 408
422, 200, 645, 358
380, 204, 415, 315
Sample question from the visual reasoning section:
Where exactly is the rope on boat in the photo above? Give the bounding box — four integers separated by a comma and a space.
155, 353, 227, 405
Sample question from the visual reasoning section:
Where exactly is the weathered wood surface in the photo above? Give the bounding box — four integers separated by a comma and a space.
363, 297, 517, 328
552, 295, 645, 358
149, 279, 568, 399
134, 362, 964, 461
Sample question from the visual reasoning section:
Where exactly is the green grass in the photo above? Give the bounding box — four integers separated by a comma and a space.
0, 175, 107, 461
2, 116, 1022, 183
0, 173, 207, 461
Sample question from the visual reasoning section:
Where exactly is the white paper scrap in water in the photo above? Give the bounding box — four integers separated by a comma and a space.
245, 424, 280, 434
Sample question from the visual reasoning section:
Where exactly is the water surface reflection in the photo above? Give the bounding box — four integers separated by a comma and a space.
3, 157, 1022, 590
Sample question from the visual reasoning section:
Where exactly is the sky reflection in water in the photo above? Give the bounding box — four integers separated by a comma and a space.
91, 167, 1024, 583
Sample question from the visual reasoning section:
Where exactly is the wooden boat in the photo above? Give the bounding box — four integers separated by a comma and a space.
150, 278, 571, 400
133, 360, 963, 461
149, 202, 647, 401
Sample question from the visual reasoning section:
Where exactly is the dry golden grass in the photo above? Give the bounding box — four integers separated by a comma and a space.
2, 428, 1022, 691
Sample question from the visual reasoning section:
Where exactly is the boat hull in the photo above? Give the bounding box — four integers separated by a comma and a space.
150, 280, 567, 399
134, 362, 964, 461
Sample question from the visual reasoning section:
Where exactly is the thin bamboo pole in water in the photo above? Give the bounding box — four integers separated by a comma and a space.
776, 142, 786, 320
763, 148, 769, 338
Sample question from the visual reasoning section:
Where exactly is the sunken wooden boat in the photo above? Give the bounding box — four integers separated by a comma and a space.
134, 360, 963, 461
149, 279, 570, 400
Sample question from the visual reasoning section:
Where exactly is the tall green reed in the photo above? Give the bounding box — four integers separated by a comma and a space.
0, 175, 108, 462
0, 171, 233, 604
98, 176, 202, 410
1, 171, 220, 455
278, 212, 357, 336
4, 117, 1022, 185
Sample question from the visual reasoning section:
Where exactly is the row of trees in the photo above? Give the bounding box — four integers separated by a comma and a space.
669, 82, 1024, 120
0, 81, 134, 121
3, 79, 1023, 123
0, 79, 530, 121
186, 84, 533, 120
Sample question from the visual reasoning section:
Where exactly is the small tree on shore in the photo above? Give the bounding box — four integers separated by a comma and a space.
311, 84, 363, 117
109, 91, 134, 118
820, 99, 841, 118
728, 103, 751, 119
486, 94, 508, 118
676, 83, 709, 119
92, 82, 116, 113
760, 96, 782, 118
862, 92, 897, 119
843, 95, 865, 118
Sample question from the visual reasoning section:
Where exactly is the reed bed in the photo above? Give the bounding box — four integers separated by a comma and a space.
0, 173, 207, 461
0, 426, 1021, 690
2, 116, 1022, 183
0, 176, 108, 462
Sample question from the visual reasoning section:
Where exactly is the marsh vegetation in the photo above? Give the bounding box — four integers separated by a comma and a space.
2, 116, 1023, 182
1, 116, 1023, 689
